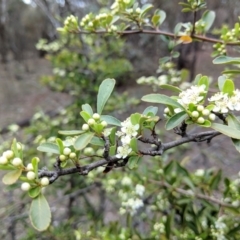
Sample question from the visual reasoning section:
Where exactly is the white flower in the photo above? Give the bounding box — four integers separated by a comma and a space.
121, 176, 132, 186
131, 198, 144, 210
209, 92, 226, 102
121, 120, 139, 137
135, 184, 145, 197
177, 85, 206, 108
121, 135, 131, 145
116, 145, 132, 159
228, 92, 240, 111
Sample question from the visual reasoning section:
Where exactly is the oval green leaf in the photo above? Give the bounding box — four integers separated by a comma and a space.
160, 84, 182, 93
97, 78, 116, 115
222, 79, 235, 95
90, 136, 105, 146
82, 104, 93, 116
165, 111, 187, 130
29, 193, 51, 231
142, 94, 184, 109
211, 123, 240, 139
74, 132, 95, 150
2, 169, 22, 185
142, 106, 158, 116
100, 115, 121, 126
28, 186, 41, 198
58, 130, 84, 136
202, 10, 215, 31
128, 156, 141, 170
213, 56, 240, 65
37, 142, 59, 154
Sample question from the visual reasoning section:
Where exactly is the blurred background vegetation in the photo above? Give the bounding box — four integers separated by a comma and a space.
1, 0, 240, 239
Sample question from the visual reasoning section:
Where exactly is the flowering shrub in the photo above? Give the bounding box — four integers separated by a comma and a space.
2, 0, 240, 239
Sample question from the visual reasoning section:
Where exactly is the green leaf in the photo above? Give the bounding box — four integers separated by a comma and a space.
222, 79, 235, 95
58, 130, 84, 136
198, 119, 211, 127
202, 10, 215, 31
74, 132, 95, 150
165, 111, 187, 130
128, 156, 141, 169
227, 114, 240, 152
2, 169, 22, 185
218, 76, 226, 91
174, 22, 182, 35
211, 123, 240, 139
90, 136, 104, 146
140, 4, 153, 18
37, 142, 60, 154
142, 106, 158, 116
11, 138, 20, 158
142, 94, 184, 109
92, 123, 104, 134
109, 145, 116, 156
160, 84, 182, 93
56, 138, 64, 154
151, 14, 160, 27
213, 56, 240, 65
80, 111, 91, 123
97, 78, 116, 114
130, 113, 141, 125
0, 165, 15, 170
222, 69, 240, 75
28, 186, 41, 198
198, 76, 209, 91
109, 127, 117, 145
29, 193, 51, 231
100, 115, 121, 126
129, 138, 138, 152
32, 157, 39, 178
209, 170, 222, 190
81, 104, 93, 116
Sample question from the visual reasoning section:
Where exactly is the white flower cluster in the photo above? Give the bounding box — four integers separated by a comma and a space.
177, 85, 206, 108
209, 90, 240, 113
116, 118, 139, 159
210, 216, 227, 240
118, 181, 145, 216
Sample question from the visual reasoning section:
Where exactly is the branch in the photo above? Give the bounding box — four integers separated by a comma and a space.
38, 130, 221, 183
75, 29, 240, 46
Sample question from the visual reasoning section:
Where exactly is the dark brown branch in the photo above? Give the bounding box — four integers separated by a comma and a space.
38, 130, 221, 183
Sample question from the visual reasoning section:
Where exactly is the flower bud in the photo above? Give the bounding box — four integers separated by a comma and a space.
202, 109, 210, 116
101, 121, 108, 127
69, 152, 77, 159
17, 143, 22, 150
59, 155, 67, 161
88, 118, 95, 126
3, 150, 14, 159
197, 105, 204, 112
164, 108, 169, 114
63, 147, 71, 156
191, 111, 199, 118
26, 163, 34, 171
12, 157, 22, 166
197, 117, 205, 124
82, 124, 89, 131
27, 171, 36, 180
0, 156, 8, 165
92, 113, 100, 120
83, 147, 94, 156
209, 113, 216, 121
21, 182, 31, 191
41, 177, 49, 186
